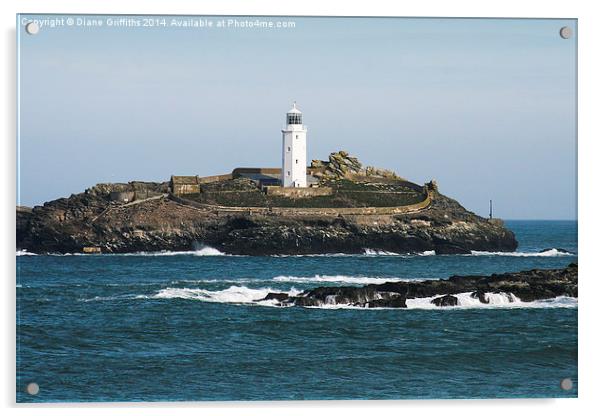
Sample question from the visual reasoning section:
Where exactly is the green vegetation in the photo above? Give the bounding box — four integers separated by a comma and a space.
182, 177, 427, 208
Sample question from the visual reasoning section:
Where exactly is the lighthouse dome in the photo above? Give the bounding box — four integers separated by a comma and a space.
286, 102, 302, 125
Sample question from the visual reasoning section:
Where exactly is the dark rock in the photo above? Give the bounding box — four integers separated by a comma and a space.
259, 292, 289, 302
275, 264, 577, 308
283, 287, 407, 308
470, 289, 490, 304
296, 286, 388, 306
286, 296, 321, 307
431, 294, 458, 307
364, 297, 407, 308
16, 176, 518, 255
435, 244, 472, 255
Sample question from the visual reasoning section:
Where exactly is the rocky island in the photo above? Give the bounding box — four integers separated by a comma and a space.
16, 151, 518, 255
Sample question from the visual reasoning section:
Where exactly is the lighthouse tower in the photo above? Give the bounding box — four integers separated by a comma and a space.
281, 102, 307, 188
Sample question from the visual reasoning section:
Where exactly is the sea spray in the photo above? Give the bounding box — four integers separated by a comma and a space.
16, 250, 37, 256
151, 285, 302, 306
138, 285, 577, 310
273, 275, 415, 284
469, 248, 574, 257
16, 247, 574, 257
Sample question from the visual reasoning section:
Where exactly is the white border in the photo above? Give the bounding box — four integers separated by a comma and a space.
3, 1, 600, 415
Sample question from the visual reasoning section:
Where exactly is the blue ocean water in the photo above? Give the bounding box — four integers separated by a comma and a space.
16, 220, 578, 402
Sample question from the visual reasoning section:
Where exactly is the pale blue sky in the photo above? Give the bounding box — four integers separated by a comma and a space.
17, 16, 576, 219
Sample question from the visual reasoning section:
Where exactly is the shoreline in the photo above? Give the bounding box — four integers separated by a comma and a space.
16, 247, 576, 257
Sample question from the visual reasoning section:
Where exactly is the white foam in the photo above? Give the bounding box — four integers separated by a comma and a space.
192, 246, 226, 256
171, 278, 258, 284
16, 247, 576, 258
405, 292, 577, 310
274, 248, 574, 258
272, 249, 436, 258
469, 249, 575, 257
173, 275, 421, 285
303, 293, 577, 310
362, 249, 436, 256
35, 246, 230, 257
144, 246, 225, 256
149, 285, 302, 306
271, 252, 364, 258
272, 275, 413, 285
81, 294, 139, 302
84, 286, 577, 310
115, 246, 227, 256
362, 248, 401, 256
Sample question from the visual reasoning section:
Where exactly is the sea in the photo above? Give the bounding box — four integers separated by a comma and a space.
16, 220, 578, 402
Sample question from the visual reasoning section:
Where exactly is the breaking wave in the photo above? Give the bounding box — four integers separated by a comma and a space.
171, 278, 257, 284
361, 249, 435, 256
146, 285, 302, 307
404, 292, 577, 310
362, 249, 401, 256
16, 250, 37, 256
170, 275, 419, 285
272, 249, 436, 257
273, 275, 414, 285
123, 246, 226, 256
306, 293, 577, 310
126, 285, 577, 310
18, 247, 573, 258
31, 246, 230, 257
469, 248, 575, 257
82, 294, 140, 302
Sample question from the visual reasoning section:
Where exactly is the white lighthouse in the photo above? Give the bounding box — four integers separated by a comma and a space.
281, 102, 307, 188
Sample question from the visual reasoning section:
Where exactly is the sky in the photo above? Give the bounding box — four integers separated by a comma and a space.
17, 16, 577, 219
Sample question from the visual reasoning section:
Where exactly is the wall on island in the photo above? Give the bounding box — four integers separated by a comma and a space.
197, 173, 233, 184
109, 191, 135, 203
265, 186, 333, 198
171, 174, 234, 196
170, 176, 201, 196
168, 190, 432, 217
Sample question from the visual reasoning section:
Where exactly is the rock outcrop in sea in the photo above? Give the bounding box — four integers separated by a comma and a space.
260, 263, 578, 308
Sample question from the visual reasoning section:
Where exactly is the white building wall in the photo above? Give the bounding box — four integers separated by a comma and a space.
282, 124, 307, 187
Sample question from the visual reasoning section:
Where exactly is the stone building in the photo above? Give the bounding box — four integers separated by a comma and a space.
170, 176, 201, 196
